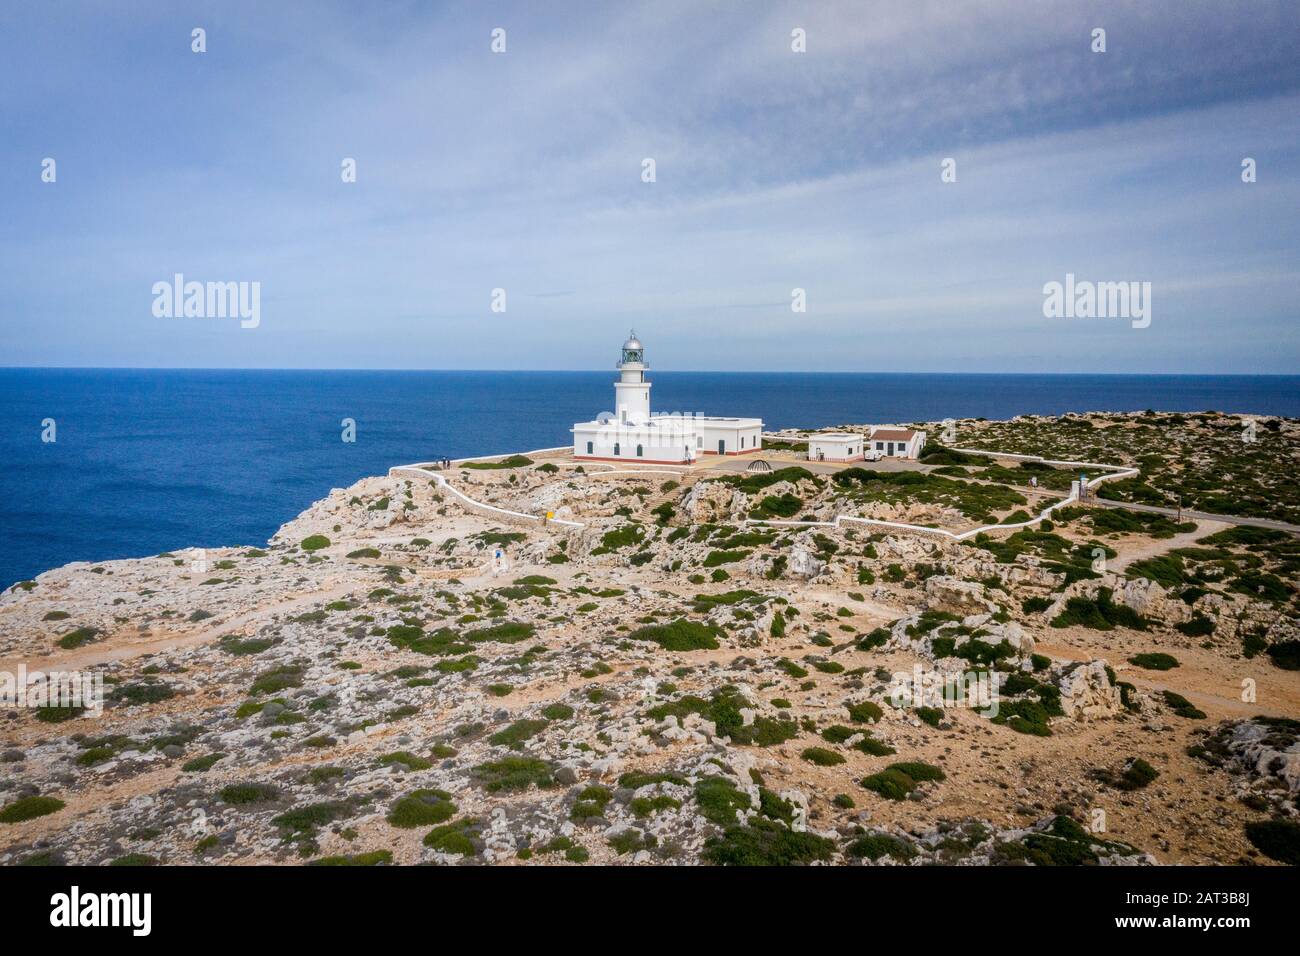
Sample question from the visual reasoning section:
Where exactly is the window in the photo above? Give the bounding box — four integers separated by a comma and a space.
636, 444, 643, 457
696, 436, 703, 448
614, 442, 620, 456
586, 441, 593, 455
740, 436, 745, 448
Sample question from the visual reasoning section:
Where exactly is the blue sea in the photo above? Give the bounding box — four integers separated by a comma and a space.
1, 368, 1297, 590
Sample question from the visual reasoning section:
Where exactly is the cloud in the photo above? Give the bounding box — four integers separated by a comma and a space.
1, 0, 1297, 372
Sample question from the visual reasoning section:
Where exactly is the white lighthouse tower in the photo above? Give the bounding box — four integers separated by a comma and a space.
614, 331, 650, 423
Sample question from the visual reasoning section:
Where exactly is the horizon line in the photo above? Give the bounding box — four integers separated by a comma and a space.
3, 366, 1298, 378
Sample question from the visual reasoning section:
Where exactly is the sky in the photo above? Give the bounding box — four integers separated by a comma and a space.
1, 0, 1298, 373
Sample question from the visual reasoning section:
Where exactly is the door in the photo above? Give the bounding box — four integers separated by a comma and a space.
718, 439, 726, 454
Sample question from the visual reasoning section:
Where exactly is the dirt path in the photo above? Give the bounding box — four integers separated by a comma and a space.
0, 580, 357, 672
1107, 520, 1229, 573
1096, 498, 1300, 535
1034, 634, 1300, 720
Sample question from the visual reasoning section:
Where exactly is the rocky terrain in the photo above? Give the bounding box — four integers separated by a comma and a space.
1, 411, 1297, 866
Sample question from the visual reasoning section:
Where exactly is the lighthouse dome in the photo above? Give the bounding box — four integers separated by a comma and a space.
619, 331, 646, 368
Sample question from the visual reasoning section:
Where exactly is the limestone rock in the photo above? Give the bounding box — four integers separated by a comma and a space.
924, 576, 998, 616
1055, 661, 1122, 720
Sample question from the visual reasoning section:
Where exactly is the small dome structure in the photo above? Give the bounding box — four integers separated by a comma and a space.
745, 459, 773, 474
622, 330, 643, 351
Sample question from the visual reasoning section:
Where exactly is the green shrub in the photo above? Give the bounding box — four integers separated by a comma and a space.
221, 635, 276, 656
1127, 555, 1186, 589
1097, 757, 1160, 791
1162, 690, 1206, 719
915, 706, 943, 727
1052, 588, 1148, 631
465, 620, 536, 644
846, 700, 882, 724
220, 783, 278, 805
0, 796, 65, 823
271, 801, 352, 838
846, 833, 917, 861
994, 814, 1139, 866
777, 658, 808, 678
694, 777, 751, 826
114, 680, 175, 705
702, 549, 750, 567
57, 627, 100, 650
388, 789, 455, 828
300, 535, 331, 552
488, 719, 548, 748
463, 455, 533, 469
800, 747, 846, 766
250, 664, 304, 695
703, 819, 836, 866
1266, 640, 1300, 671
860, 768, 918, 801
377, 751, 433, 771
423, 818, 479, 854
1129, 652, 1179, 671
596, 523, 645, 552
628, 619, 721, 651
630, 795, 684, 820
608, 829, 657, 855
309, 850, 393, 866
471, 757, 555, 792
1245, 819, 1300, 865
182, 753, 225, 773
860, 762, 945, 800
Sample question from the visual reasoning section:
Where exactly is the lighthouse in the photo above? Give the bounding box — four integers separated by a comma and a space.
614, 331, 651, 423
570, 331, 764, 463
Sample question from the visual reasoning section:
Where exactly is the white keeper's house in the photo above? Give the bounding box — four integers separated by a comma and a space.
571, 332, 763, 464
868, 426, 926, 459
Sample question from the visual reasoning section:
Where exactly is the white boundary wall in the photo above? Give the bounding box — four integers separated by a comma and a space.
388, 444, 1137, 542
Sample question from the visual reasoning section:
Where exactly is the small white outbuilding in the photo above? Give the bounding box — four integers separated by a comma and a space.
807, 433, 864, 462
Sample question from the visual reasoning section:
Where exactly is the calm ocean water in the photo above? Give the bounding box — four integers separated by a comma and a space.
1, 368, 1297, 589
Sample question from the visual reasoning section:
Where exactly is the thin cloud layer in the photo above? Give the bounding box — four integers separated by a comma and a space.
1, 0, 1297, 371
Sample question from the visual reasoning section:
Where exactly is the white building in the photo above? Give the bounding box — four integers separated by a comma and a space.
868, 426, 926, 459
571, 333, 763, 464
808, 433, 865, 462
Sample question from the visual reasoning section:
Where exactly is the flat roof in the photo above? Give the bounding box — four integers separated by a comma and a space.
810, 433, 862, 441
572, 416, 763, 430
569, 418, 759, 434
